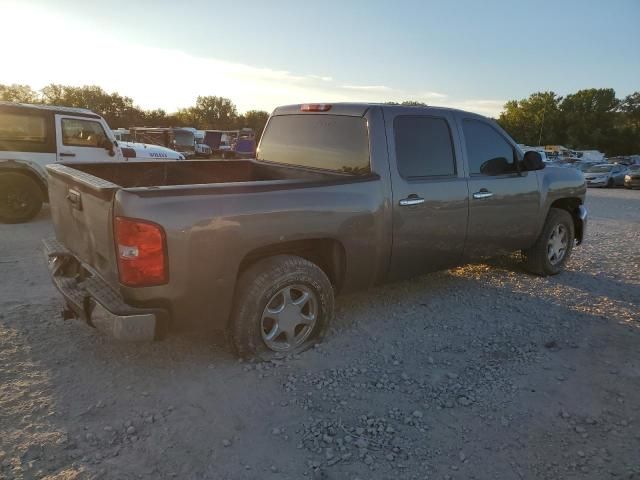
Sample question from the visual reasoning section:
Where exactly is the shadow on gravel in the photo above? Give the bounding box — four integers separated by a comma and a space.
3, 257, 640, 479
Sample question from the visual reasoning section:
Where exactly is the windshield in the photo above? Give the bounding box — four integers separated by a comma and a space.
585, 165, 612, 173
174, 131, 194, 147
629, 164, 640, 171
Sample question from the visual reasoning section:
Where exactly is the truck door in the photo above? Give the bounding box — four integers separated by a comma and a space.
55, 115, 118, 163
458, 116, 540, 258
387, 110, 469, 280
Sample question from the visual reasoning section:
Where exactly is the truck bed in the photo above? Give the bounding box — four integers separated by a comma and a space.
73, 159, 340, 188
45, 159, 377, 307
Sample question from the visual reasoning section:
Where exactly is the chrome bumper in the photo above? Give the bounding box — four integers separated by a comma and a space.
43, 238, 164, 341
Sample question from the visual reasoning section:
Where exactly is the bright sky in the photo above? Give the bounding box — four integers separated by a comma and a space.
1, 0, 638, 117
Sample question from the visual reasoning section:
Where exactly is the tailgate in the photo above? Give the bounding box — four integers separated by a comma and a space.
46, 164, 121, 286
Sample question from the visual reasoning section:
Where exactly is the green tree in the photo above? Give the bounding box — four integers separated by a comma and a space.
385, 101, 429, 106
497, 91, 564, 146
614, 91, 640, 155
40, 84, 144, 127
560, 88, 619, 151
238, 110, 270, 139
180, 96, 238, 129
140, 108, 169, 127
0, 84, 40, 103
620, 92, 640, 129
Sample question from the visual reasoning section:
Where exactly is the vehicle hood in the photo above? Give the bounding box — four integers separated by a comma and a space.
118, 141, 184, 160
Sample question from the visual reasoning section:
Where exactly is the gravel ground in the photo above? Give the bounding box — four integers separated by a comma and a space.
1, 188, 639, 480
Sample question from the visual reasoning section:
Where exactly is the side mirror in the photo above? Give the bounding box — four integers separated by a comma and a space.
99, 137, 116, 156
522, 151, 545, 171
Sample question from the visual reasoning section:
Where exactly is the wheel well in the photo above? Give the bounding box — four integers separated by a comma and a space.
0, 168, 48, 202
237, 239, 346, 292
550, 197, 582, 238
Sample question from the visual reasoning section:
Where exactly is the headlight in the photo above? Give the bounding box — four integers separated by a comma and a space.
625, 175, 631, 180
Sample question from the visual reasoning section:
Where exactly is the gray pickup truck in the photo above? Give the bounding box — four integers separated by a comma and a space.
44, 103, 587, 359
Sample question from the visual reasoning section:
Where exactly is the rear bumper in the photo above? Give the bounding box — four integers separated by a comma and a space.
43, 238, 167, 341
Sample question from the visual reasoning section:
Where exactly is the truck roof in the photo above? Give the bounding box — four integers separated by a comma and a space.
0, 101, 101, 119
272, 103, 486, 118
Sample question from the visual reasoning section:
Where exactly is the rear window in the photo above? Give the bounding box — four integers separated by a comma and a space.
0, 112, 46, 143
257, 114, 370, 174
394, 116, 456, 177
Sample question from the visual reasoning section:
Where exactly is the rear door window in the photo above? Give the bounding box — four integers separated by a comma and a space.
0, 112, 52, 152
394, 116, 456, 178
257, 115, 370, 174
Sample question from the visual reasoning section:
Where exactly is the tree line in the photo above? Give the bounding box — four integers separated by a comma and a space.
2, 83, 638, 156
496, 88, 640, 156
0, 83, 270, 139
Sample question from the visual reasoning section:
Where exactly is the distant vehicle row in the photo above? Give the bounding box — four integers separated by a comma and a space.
113, 127, 257, 160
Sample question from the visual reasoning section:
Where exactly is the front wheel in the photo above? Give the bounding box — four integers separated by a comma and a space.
229, 255, 334, 360
0, 173, 44, 224
523, 208, 575, 276
607, 178, 614, 188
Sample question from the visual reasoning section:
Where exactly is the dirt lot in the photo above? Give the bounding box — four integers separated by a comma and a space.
1, 188, 639, 480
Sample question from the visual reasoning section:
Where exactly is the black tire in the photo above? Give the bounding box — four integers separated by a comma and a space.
0, 173, 43, 224
229, 255, 334, 360
523, 208, 575, 276
607, 178, 614, 188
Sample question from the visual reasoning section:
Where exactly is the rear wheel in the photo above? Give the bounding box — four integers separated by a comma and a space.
523, 208, 575, 276
0, 173, 43, 224
229, 255, 334, 360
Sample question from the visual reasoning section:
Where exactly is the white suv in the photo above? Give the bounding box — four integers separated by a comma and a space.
0, 102, 181, 223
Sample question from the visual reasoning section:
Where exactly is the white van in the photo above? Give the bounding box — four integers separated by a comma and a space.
0, 102, 182, 223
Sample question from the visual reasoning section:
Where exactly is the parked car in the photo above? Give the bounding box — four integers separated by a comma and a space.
583, 163, 629, 187
43, 103, 587, 358
624, 164, 640, 189
0, 102, 182, 223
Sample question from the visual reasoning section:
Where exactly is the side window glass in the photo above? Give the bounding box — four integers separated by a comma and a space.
62, 119, 108, 148
462, 119, 516, 176
0, 113, 47, 144
394, 116, 456, 178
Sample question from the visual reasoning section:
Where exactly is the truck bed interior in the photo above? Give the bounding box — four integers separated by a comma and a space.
71, 160, 341, 188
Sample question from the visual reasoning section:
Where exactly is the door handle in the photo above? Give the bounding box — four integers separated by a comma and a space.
399, 195, 425, 206
66, 189, 82, 210
59, 152, 76, 157
473, 190, 494, 200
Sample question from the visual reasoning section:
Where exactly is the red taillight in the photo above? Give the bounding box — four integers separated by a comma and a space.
300, 103, 332, 112
114, 217, 167, 287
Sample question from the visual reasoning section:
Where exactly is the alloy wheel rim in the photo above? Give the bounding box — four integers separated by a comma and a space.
260, 284, 318, 352
547, 224, 568, 265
